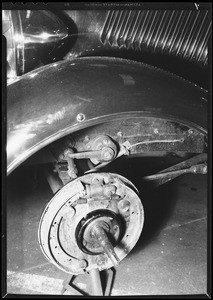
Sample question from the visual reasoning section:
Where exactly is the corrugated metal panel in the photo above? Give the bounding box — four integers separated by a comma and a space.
101, 10, 212, 67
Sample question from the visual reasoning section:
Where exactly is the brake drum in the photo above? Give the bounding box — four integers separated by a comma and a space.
38, 173, 144, 275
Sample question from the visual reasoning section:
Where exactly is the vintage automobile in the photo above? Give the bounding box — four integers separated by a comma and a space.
3, 3, 211, 295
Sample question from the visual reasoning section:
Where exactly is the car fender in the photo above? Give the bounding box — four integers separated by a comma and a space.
7, 56, 207, 175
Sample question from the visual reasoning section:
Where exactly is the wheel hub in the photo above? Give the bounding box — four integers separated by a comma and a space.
75, 209, 123, 256
38, 173, 144, 274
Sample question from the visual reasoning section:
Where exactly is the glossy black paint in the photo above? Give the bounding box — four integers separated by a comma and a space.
4, 7, 211, 87
52, 9, 212, 88
7, 57, 207, 174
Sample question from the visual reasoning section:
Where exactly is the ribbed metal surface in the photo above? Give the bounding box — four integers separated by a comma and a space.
101, 10, 212, 67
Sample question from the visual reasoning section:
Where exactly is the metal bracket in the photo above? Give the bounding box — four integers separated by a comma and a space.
61, 268, 115, 296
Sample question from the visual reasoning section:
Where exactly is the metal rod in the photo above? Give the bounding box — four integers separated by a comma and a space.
44, 165, 63, 193
91, 225, 120, 266
61, 274, 84, 295
144, 163, 207, 180
143, 163, 207, 188
63, 284, 83, 296
158, 153, 207, 174
66, 149, 101, 159
89, 268, 103, 296
104, 268, 114, 296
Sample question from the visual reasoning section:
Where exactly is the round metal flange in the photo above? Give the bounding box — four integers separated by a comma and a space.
75, 209, 123, 255
38, 172, 144, 275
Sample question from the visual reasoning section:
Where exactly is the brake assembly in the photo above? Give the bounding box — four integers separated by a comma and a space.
38, 172, 144, 276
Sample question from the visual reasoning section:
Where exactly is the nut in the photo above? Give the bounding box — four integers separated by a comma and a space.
101, 148, 115, 161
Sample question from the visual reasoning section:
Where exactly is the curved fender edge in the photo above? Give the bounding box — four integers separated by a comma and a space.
7, 56, 208, 174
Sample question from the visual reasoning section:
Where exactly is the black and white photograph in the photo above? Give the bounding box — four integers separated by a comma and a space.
2, 2, 212, 297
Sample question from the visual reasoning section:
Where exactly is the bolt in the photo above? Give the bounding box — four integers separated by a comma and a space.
154, 128, 159, 134
118, 199, 130, 212
101, 148, 115, 161
104, 151, 113, 160
91, 177, 101, 184
78, 259, 88, 269
113, 225, 118, 231
191, 166, 197, 173
76, 113, 85, 122
103, 176, 110, 184
202, 165, 207, 173
96, 255, 107, 267
104, 185, 116, 198
84, 136, 90, 142
188, 129, 194, 135
117, 132, 123, 138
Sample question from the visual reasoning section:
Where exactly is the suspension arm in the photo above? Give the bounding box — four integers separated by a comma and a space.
142, 153, 207, 188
